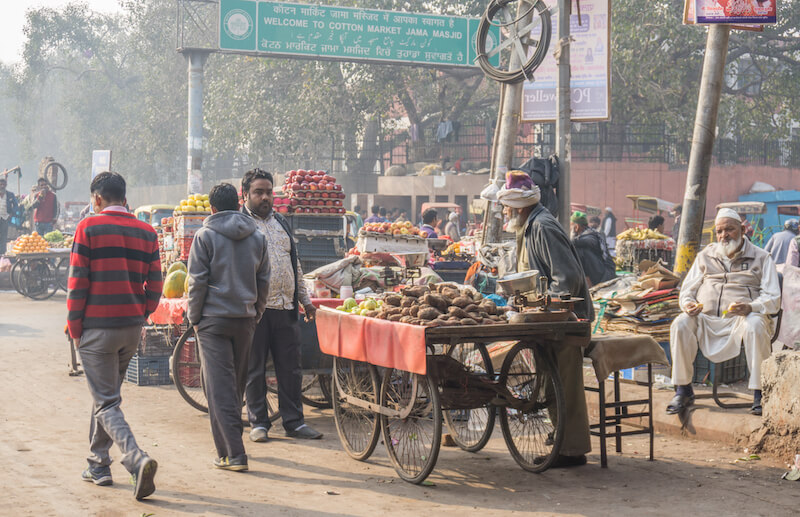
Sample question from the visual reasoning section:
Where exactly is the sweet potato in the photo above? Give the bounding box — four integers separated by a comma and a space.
447, 306, 468, 319
399, 316, 414, 324
401, 307, 411, 316
410, 305, 420, 317
422, 294, 449, 312
459, 318, 478, 326
403, 286, 428, 298
387, 314, 403, 322
479, 300, 498, 315
400, 296, 416, 308
418, 307, 443, 320
384, 294, 402, 307
452, 296, 472, 308
464, 303, 479, 314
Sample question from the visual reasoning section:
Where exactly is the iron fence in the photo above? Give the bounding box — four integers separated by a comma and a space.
200, 121, 800, 179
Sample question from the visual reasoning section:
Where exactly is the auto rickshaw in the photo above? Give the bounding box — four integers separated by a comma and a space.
134, 204, 175, 229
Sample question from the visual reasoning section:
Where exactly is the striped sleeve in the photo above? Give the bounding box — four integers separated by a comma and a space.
144, 239, 163, 316
66, 222, 91, 339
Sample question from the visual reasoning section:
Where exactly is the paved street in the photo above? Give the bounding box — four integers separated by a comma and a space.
0, 290, 795, 516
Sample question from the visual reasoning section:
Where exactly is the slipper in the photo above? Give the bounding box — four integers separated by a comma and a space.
666, 393, 695, 415
750, 404, 762, 416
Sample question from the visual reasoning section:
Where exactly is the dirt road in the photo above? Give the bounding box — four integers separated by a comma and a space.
0, 291, 794, 516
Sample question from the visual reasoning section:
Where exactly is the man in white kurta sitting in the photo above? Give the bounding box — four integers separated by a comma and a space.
668, 207, 781, 416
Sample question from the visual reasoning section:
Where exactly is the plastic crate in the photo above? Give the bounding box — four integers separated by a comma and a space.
138, 326, 174, 357
295, 236, 346, 259
289, 215, 343, 232
125, 355, 172, 386
692, 347, 748, 384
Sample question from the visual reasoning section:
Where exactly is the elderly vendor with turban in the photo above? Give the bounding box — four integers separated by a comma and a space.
668, 207, 781, 416
496, 170, 593, 467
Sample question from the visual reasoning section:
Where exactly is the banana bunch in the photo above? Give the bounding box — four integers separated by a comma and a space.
617, 228, 668, 241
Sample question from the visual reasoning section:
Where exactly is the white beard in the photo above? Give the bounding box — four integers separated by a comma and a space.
718, 237, 743, 258
506, 213, 527, 233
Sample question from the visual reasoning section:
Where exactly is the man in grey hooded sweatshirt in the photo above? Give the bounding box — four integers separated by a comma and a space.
187, 183, 269, 471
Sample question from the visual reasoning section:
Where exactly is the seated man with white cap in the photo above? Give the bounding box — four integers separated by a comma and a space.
667, 207, 781, 416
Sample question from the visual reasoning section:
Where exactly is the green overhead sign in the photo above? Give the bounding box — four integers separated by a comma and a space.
219, 0, 499, 68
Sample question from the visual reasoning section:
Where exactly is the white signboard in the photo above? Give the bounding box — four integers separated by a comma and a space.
91, 150, 112, 179
521, 0, 610, 122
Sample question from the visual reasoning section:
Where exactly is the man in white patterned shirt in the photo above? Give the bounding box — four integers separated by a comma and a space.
241, 168, 323, 441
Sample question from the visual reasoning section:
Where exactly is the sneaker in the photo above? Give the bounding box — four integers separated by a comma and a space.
132, 456, 158, 500
214, 455, 249, 471
81, 465, 112, 486
285, 424, 323, 440
249, 427, 269, 443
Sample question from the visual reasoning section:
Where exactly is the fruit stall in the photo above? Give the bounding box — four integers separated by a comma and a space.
7, 230, 73, 300
317, 281, 591, 484
431, 239, 478, 284
614, 228, 675, 272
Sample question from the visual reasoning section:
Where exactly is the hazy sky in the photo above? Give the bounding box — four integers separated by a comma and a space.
1, 1, 124, 64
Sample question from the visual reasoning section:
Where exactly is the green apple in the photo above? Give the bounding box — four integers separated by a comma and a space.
336, 305, 345, 311
343, 298, 358, 311
364, 299, 378, 311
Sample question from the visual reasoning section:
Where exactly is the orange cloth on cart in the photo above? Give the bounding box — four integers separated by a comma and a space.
316, 308, 428, 375
148, 297, 342, 325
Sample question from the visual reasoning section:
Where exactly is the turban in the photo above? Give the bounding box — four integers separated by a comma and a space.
715, 208, 742, 225
496, 170, 541, 208
570, 211, 588, 226
448, 211, 458, 222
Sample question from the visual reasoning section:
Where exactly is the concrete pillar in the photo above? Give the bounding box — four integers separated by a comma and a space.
185, 51, 210, 195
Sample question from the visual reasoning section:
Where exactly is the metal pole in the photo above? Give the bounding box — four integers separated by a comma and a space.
186, 51, 209, 196
484, 1, 535, 245
674, 24, 731, 275
555, 0, 571, 229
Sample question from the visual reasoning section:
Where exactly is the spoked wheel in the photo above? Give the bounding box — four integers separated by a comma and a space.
20, 259, 58, 300
332, 357, 380, 461
172, 326, 208, 412
498, 342, 564, 473
380, 368, 442, 484
10, 260, 25, 296
173, 326, 280, 422
301, 374, 332, 408
300, 353, 333, 408
264, 365, 281, 423
443, 343, 496, 453
55, 257, 70, 292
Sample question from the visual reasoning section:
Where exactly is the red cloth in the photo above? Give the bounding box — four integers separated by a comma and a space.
67, 210, 163, 339
149, 297, 340, 325
316, 308, 427, 375
33, 190, 57, 223
149, 298, 188, 325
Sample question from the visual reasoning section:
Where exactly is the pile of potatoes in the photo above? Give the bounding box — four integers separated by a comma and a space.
365, 283, 509, 327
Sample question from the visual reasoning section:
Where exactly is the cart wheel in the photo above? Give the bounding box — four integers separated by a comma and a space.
301, 374, 333, 408
498, 342, 564, 473
380, 369, 442, 484
443, 343, 496, 453
172, 327, 208, 413
21, 259, 58, 300
332, 357, 380, 461
55, 257, 70, 292
10, 260, 25, 296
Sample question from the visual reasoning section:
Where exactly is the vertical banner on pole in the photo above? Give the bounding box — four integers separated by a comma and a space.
90, 150, 112, 213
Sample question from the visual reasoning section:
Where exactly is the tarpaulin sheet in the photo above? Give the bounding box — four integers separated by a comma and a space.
148, 298, 341, 325
315, 308, 428, 375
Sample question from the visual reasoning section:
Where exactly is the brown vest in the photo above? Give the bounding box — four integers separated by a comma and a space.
693, 239, 769, 317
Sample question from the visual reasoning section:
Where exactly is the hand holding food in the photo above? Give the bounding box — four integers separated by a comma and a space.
686, 301, 703, 316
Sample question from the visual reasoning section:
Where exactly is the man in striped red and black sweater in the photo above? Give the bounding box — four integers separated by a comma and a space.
67, 171, 161, 500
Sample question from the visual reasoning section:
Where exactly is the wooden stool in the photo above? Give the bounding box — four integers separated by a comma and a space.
584, 333, 666, 468
584, 365, 654, 468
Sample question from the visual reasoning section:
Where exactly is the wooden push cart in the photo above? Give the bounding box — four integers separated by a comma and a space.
317, 308, 591, 484
9, 250, 71, 300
